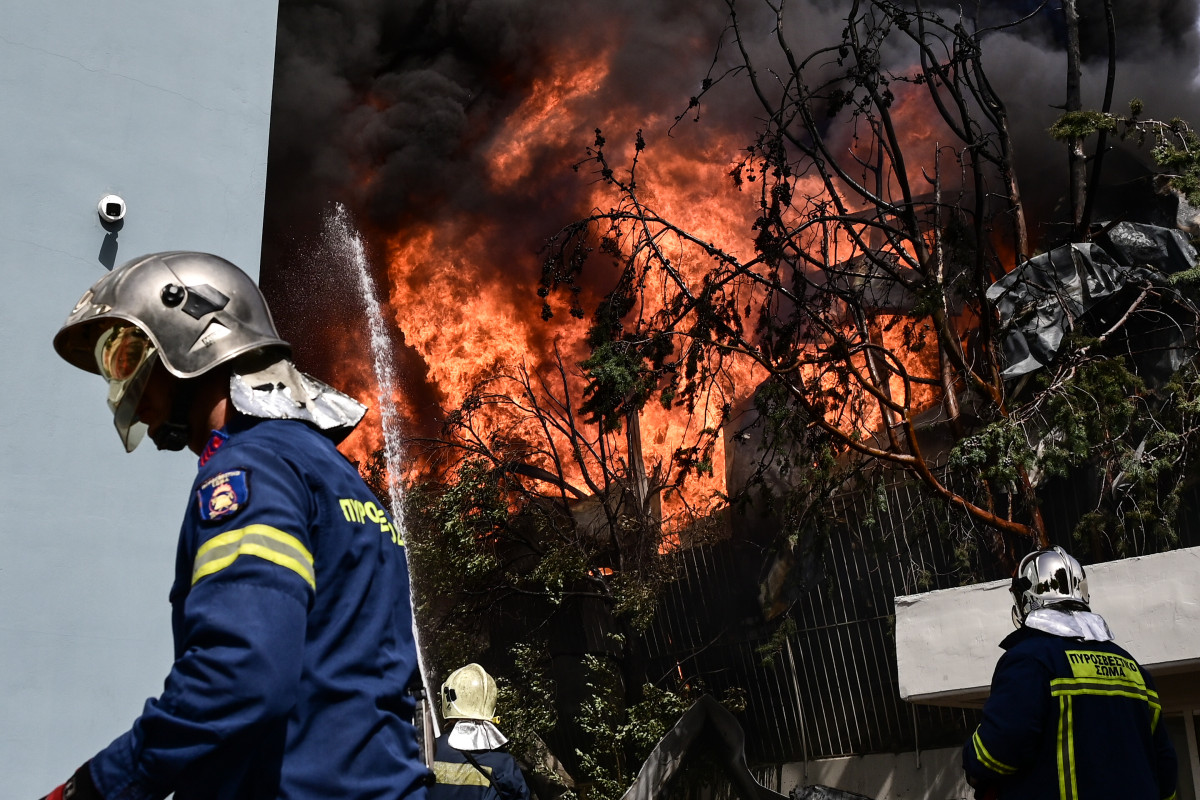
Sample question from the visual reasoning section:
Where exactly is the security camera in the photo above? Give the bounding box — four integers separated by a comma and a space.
98, 194, 126, 223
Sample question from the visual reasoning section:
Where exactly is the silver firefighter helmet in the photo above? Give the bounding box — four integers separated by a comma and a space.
55, 251, 289, 378
1010, 545, 1090, 626
54, 252, 290, 450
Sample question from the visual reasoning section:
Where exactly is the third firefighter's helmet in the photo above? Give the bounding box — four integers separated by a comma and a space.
441, 663, 498, 721
1010, 545, 1090, 624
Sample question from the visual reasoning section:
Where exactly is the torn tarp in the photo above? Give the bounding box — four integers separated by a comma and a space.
618, 695, 873, 800
1102, 221, 1199, 272
986, 223, 1199, 380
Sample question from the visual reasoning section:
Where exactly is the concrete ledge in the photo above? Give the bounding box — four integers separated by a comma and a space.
766, 746, 970, 800
895, 546, 1200, 711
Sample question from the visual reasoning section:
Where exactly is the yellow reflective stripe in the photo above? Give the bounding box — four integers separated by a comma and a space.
1056, 695, 1078, 800
1052, 675, 1151, 699
1053, 685, 1151, 702
972, 727, 1018, 776
433, 762, 492, 787
1054, 674, 1146, 690
1051, 677, 1161, 727
193, 525, 315, 590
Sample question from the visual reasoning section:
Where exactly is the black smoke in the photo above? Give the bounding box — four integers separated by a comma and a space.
262, 0, 737, 239
260, 0, 753, 441
260, 0, 1200, 428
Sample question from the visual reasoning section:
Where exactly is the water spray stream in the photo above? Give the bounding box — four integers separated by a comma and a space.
326, 203, 407, 524
322, 203, 440, 741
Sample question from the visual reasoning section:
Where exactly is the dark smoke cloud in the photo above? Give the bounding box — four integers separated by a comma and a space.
261, 0, 741, 432
264, 0, 734, 235
974, 0, 1200, 235
261, 0, 1200, 431
264, 0, 1200, 245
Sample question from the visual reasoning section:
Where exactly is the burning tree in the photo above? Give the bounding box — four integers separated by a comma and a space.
397, 342, 731, 796
337, 0, 1200, 795
538, 0, 1200, 567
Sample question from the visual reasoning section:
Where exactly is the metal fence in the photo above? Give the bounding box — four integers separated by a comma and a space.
640, 478, 991, 766
640, 468, 1200, 767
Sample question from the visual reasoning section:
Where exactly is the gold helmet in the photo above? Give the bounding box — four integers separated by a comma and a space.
440, 663, 498, 721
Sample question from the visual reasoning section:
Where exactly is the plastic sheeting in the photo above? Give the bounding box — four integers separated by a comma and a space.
987, 223, 1199, 380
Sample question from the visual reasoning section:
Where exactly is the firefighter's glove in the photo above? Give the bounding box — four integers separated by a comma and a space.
964, 772, 998, 800
972, 785, 999, 800
40, 762, 102, 800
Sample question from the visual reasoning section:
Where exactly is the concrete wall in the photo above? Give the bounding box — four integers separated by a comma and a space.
766, 720, 1200, 800
765, 746, 970, 800
0, 2, 278, 795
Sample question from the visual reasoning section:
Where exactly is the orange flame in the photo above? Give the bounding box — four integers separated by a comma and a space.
338, 43, 959, 534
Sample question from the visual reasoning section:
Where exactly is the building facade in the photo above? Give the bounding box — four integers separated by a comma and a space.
0, 3, 278, 795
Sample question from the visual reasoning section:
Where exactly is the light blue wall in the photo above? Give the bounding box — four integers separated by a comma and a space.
0, 2, 278, 794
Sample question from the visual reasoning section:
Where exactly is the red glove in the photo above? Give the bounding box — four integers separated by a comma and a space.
40, 762, 101, 800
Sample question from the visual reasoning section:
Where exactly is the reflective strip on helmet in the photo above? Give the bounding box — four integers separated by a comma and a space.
192, 525, 315, 590
433, 762, 493, 787
971, 727, 1018, 776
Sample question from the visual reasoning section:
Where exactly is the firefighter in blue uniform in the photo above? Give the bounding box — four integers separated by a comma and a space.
40, 252, 431, 800
962, 546, 1178, 800
430, 664, 530, 800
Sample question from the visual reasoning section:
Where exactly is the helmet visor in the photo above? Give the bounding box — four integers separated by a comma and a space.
94, 325, 159, 452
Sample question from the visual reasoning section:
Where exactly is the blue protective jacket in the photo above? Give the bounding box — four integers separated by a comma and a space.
89, 416, 430, 800
429, 731, 530, 800
963, 625, 1177, 800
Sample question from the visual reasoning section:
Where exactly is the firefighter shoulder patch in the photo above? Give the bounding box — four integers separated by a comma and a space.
197, 469, 250, 522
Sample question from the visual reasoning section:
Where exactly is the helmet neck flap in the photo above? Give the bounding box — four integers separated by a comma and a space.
446, 719, 508, 751
229, 355, 366, 444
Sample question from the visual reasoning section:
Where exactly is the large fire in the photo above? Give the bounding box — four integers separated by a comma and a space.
332, 34, 961, 532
